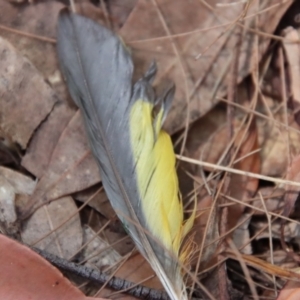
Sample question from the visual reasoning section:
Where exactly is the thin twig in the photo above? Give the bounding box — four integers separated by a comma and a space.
33, 247, 169, 300
176, 155, 300, 188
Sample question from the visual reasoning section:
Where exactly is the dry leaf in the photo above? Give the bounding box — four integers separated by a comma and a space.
20, 111, 100, 218
0, 1, 67, 100
233, 213, 252, 255
252, 187, 284, 216
82, 225, 122, 271
0, 36, 57, 148
0, 166, 36, 195
191, 193, 219, 268
21, 196, 82, 260
0, 234, 105, 300
258, 113, 300, 177
277, 277, 300, 300
74, 186, 115, 220
22, 102, 75, 178
227, 122, 260, 230
121, 0, 292, 133
0, 167, 36, 234
185, 104, 227, 160
115, 252, 163, 290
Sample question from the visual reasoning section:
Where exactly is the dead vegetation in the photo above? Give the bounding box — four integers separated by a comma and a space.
1, 0, 300, 299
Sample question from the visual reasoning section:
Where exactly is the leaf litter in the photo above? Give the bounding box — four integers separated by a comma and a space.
0, 0, 300, 299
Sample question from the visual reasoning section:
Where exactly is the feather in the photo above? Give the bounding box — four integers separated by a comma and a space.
57, 10, 194, 300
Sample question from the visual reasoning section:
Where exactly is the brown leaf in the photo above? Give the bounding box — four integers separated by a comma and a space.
74, 185, 115, 220
0, 36, 57, 148
22, 101, 75, 178
277, 279, 300, 300
0, 234, 106, 300
191, 193, 219, 268
21, 196, 82, 260
20, 111, 101, 218
227, 122, 260, 230
121, 0, 292, 133
0, 1, 67, 100
115, 252, 163, 290
258, 112, 300, 177
185, 105, 227, 160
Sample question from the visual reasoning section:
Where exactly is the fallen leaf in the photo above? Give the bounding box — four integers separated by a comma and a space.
190, 192, 219, 269
227, 121, 260, 230
252, 187, 284, 216
0, 1, 66, 100
20, 111, 100, 218
233, 213, 252, 255
74, 185, 115, 220
22, 101, 75, 178
0, 167, 36, 235
0, 166, 36, 195
0, 36, 57, 148
277, 277, 300, 300
0, 234, 105, 300
115, 252, 163, 290
82, 225, 122, 272
121, 0, 292, 133
258, 113, 300, 177
21, 196, 83, 260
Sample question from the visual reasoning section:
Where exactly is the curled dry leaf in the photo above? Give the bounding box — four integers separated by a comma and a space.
0, 37, 57, 148
21, 196, 82, 260
20, 111, 100, 218
121, 0, 292, 133
0, 234, 105, 300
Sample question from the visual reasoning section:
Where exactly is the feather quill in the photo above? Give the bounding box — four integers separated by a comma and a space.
57, 10, 194, 300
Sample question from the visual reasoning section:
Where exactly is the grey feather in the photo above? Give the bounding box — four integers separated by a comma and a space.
57, 10, 186, 300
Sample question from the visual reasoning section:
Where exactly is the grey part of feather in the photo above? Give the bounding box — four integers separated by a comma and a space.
57, 11, 186, 300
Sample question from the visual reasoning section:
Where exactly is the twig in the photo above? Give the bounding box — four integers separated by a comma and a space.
33, 247, 169, 300
176, 155, 300, 188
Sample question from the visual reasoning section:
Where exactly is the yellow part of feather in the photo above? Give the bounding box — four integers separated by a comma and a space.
130, 99, 192, 257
